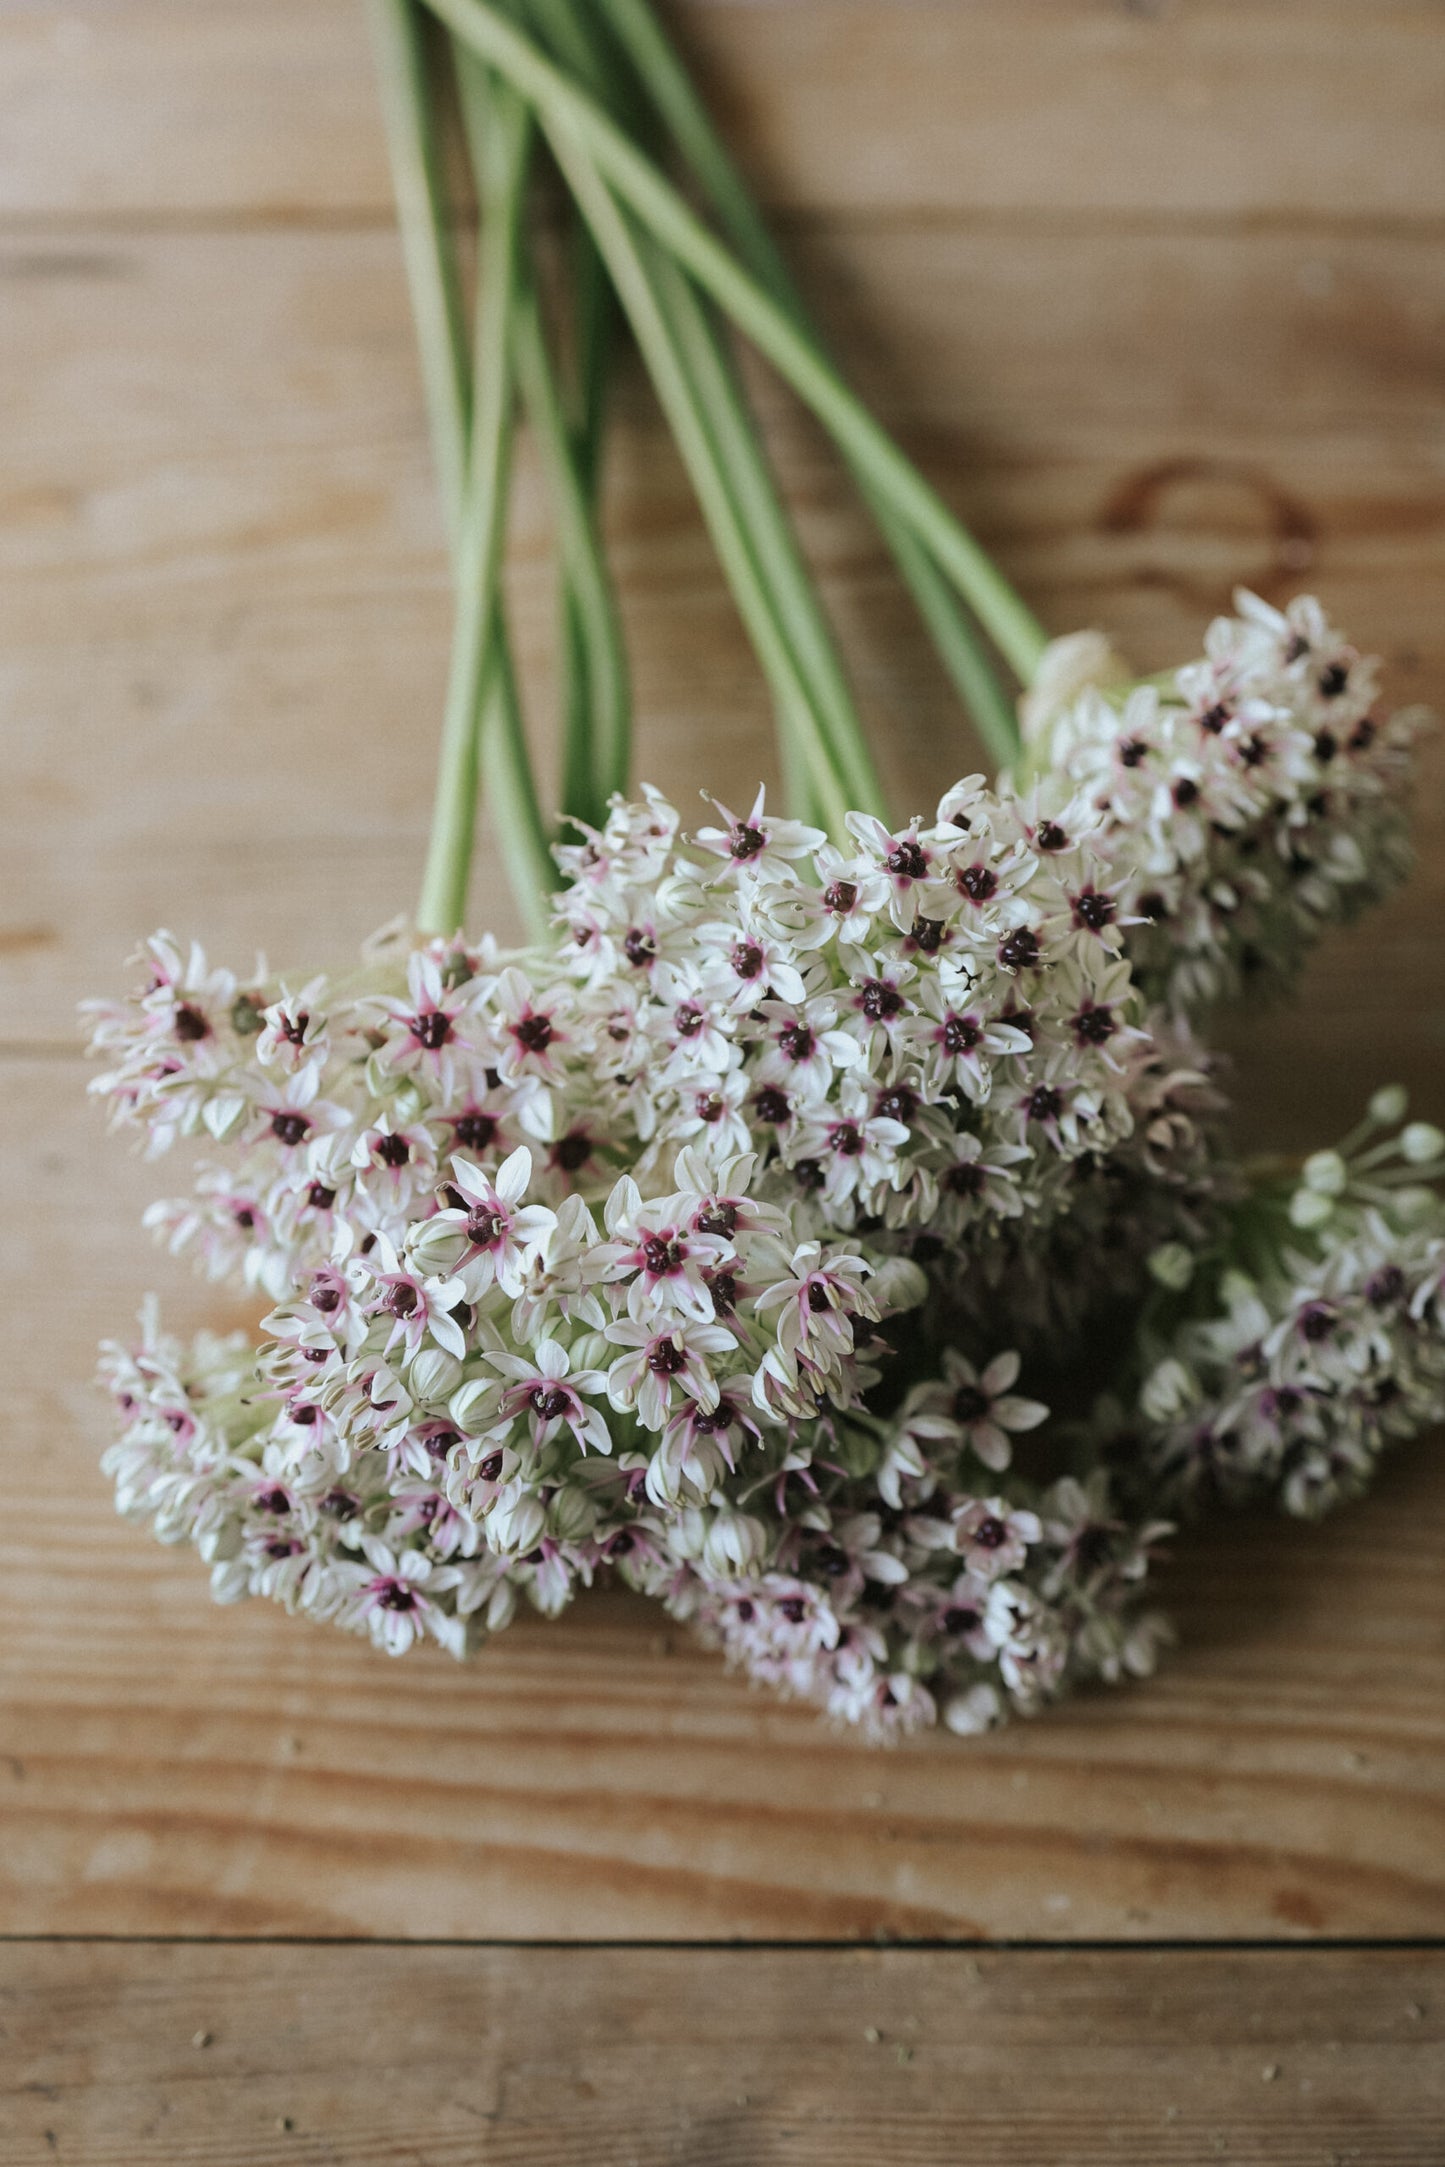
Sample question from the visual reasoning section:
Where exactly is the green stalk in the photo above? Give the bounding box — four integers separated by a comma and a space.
589, 0, 1019, 764
655, 258, 883, 814
509, 0, 879, 815
365, 0, 471, 543
418, 0, 1050, 685
581, 0, 1021, 767
550, 127, 853, 832
417, 63, 551, 936
511, 274, 631, 823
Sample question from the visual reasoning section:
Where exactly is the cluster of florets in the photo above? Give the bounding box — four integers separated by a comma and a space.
87, 596, 1440, 1738
1022, 591, 1425, 1015
1104, 1093, 1445, 1520
89, 767, 1183, 1735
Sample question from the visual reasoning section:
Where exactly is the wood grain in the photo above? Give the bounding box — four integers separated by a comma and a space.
3, 0, 1442, 222
2, 0, 1444, 1987
4, 1058, 1444, 1941
4, 1943, 1444, 2165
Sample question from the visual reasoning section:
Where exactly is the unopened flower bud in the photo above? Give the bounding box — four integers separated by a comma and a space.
1289, 1187, 1335, 1230
1140, 1356, 1198, 1423
702, 1508, 768, 1577
407, 1217, 465, 1275
548, 1485, 596, 1542
1393, 1185, 1437, 1226
1401, 1122, 1444, 1165
1302, 1149, 1347, 1196
1369, 1084, 1408, 1127
869, 1256, 928, 1315
1146, 1242, 1195, 1292
944, 1683, 1002, 1736
448, 1379, 495, 1434
410, 1346, 462, 1401
485, 1485, 546, 1556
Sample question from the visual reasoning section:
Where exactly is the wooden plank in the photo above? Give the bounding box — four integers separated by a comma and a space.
4, 1056, 1444, 1940
2, 222, 1442, 1135
2, 1, 1442, 223
3, 1944, 1444, 2165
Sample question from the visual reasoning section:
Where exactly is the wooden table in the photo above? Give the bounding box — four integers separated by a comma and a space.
3, 4, 1443, 2159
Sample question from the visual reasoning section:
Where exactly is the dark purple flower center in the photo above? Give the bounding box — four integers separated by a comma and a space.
731, 942, 764, 981
875, 1085, 915, 1126
375, 1133, 411, 1168
256, 1486, 290, 1514
957, 864, 997, 904
778, 1022, 814, 1061
623, 927, 656, 969
454, 1111, 497, 1152
376, 1580, 418, 1613
530, 1386, 571, 1421
1036, 821, 1069, 852
513, 1013, 554, 1054
952, 1385, 991, 1424
696, 1201, 738, 1237
173, 1003, 210, 1042
973, 1515, 1008, 1549
943, 1014, 982, 1056
270, 1111, 310, 1147
385, 1283, 419, 1319
1072, 889, 1115, 932
731, 823, 767, 861
306, 1182, 337, 1211
823, 880, 858, 915
1319, 662, 1349, 699
412, 1010, 452, 1050
647, 1339, 686, 1376
1027, 1085, 1063, 1122
998, 929, 1040, 973
886, 838, 928, 880
466, 1207, 505, 1248
552, 1131, 592, 1173
643, 1237, 684, 1277
1074, 1005, 1115, 1045
829, 1120, 865, 1158
477, 1450, 504, 1483
753, 1086, 791, 1126
675, 1003, 705, 1039
859, 978, 902, 1023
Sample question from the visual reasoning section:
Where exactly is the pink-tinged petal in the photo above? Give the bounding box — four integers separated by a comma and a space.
994, 1394, 1049, 1433
981, 1350, 1021, 1395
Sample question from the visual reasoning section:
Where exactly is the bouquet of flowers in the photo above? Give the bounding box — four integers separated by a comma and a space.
86, 0, 1442, 1739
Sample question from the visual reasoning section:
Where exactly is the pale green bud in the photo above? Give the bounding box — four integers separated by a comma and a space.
1369, 1084, 1408, 1127
702, 1508, 768, 1577
1401, 1121, 1444, 1165
409, 1346, 463, 1402
1302, 1149, 1347, 1196
1289, 1187, 1335, 1230
1146, 1242, 1195, 1292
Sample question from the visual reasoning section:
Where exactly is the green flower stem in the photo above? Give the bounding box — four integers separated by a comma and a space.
509, 0, 879, 817
419, 0, 1051, 686
590, 0, 1020, 765
511, 272, 631, 824
417, 63, 551, 936
655, 256, 884, 815
551, 124, 854, 832
365, 0, 471, 543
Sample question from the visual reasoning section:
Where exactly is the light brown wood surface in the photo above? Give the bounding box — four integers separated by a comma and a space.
5, 1944, 1444, 2166
4, 2, 1444, 2156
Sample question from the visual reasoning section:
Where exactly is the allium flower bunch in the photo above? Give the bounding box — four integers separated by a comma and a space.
86, 595, 1440, 1737
1023, 593, 1426, 1015
88, 762, 1199, 1736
